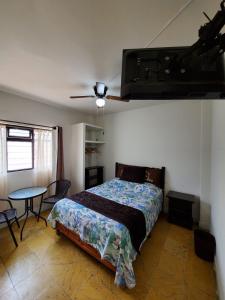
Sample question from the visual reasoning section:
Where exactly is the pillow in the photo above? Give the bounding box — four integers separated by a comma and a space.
145, 167, 162, 187
116, 163, 129, 178
120, 165, 146, 183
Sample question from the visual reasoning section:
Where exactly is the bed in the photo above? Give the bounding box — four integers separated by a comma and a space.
48, 163, 165, 288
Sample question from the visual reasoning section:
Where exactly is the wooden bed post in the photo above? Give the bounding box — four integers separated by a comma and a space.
115, 162, 119, 177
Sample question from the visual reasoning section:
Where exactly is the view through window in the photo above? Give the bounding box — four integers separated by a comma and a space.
7, 127, 34, 172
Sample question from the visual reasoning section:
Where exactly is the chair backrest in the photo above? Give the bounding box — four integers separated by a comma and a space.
55, 180, 71, 199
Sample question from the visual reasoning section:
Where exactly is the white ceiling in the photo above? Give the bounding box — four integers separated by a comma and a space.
0, 0, 222, 114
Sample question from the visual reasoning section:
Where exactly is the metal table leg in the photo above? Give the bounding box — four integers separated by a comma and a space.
20, 199, 29, 241
19, 197, 48, 241
30, 210, 47, 226
30, 197, 47, 226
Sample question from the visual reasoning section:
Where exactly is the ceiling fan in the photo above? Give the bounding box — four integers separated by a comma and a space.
70, 82, 129, 108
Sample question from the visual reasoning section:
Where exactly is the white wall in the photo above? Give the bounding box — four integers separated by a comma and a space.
200, 101, 212, 229
103, 100, 202, 218
210, 100, 225, 300
102, 99, 224, 297
0, 91, 92, 215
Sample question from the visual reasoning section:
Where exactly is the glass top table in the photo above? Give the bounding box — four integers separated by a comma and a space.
9, 186, 47, 241
9, 187, 47, 200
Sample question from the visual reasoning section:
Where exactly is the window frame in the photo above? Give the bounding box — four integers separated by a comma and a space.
6, 126, 34, 172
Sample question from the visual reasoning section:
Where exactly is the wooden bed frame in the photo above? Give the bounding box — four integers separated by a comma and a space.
56, 164, 165, 273
56, 221, 116, 272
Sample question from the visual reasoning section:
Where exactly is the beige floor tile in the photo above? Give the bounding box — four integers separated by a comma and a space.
0, 260, 14, 296
42, 237, 82, 266
137, 238, 166, 287
44, 262, 90, 299
0, 288, 20, 300
148, 265, 187, 299
0, 234, 18, 258
163, 237, 190, 260
169, 224, 193, 243
76, 273, 118, 300
24, 231, 56, 261
187, 286, 217, 300
146, 286, 188, 300
157, 250, 186, 280
0, 215, 217, 300
14, 267, 52, 300
148, 221, 169, 248
185, 252, 217, 297
114, 285, 150, 300
1, 243, 41, 286
44, 226, 58, 239
36, 283, 71, 300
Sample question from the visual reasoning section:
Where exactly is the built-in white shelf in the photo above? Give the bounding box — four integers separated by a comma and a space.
85, 123, 104, 130
71, 122, 105, 193
85, 140, 105, 144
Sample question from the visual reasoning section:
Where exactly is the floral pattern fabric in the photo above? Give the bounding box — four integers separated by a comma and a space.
48, 178, 162, 288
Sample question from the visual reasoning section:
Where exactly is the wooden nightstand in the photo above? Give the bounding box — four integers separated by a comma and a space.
167, 191, 195, 229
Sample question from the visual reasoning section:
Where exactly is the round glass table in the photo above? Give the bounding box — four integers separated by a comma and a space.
8, 187, 47, 240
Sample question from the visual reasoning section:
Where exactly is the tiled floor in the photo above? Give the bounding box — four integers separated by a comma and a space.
0, 212, 217, 300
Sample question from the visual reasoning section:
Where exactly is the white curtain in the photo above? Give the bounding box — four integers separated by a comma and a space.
34, 129, 53, 187
0, 125, 7, 197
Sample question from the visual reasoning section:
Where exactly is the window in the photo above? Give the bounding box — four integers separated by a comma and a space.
7, 126, 34, 172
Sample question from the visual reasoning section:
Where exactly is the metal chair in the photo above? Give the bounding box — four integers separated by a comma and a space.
37, 180, 71, 221
0, 199, 20, 247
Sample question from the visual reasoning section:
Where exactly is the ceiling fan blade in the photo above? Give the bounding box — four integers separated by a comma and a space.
70, 95, 95, 99
106, 95, 129, 102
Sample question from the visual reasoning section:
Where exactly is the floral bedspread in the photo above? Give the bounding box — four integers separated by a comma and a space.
48, 178, 162, 288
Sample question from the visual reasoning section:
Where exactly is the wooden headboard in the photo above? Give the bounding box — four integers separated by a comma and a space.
115, 162, 165, 194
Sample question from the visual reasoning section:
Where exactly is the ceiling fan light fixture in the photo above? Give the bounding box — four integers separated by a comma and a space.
96, 82, 105, 95
96, 98, 105, 108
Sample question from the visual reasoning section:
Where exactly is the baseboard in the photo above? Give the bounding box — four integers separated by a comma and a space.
214, 255, 225, 300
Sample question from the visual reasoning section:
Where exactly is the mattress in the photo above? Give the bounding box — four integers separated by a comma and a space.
48, 178, 162, 288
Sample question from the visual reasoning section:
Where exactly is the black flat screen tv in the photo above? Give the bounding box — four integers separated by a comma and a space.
121, 47, 225, 99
